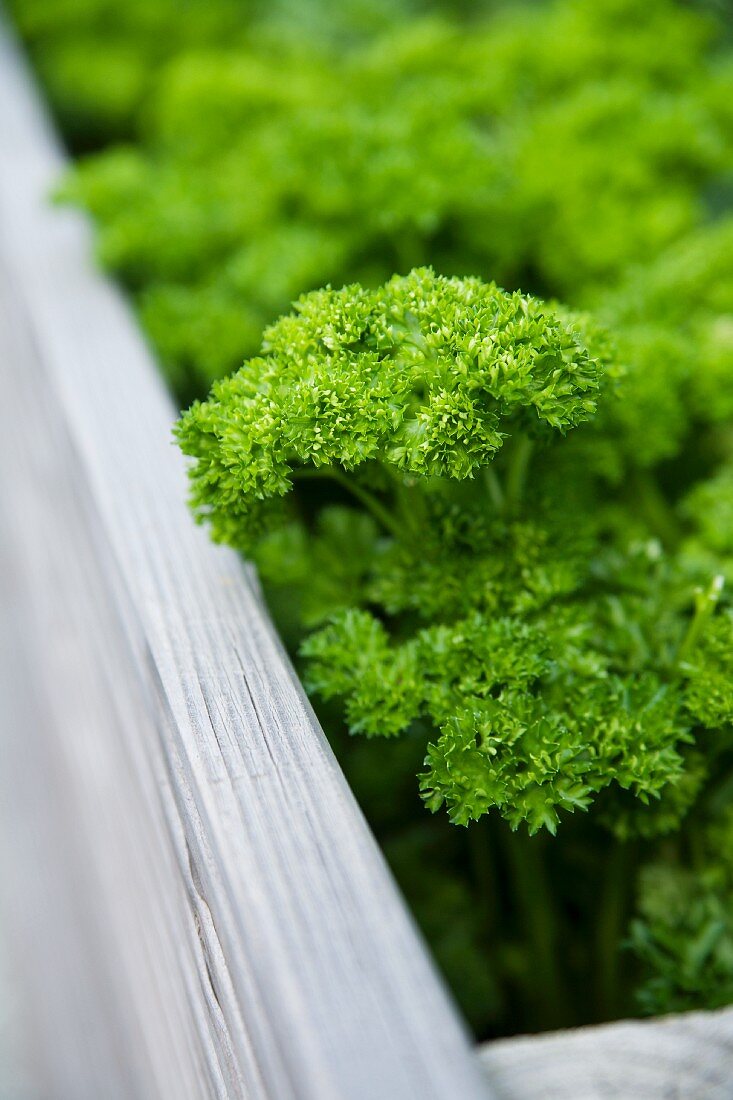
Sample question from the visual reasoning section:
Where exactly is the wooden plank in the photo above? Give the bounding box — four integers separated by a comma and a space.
0, 257, 235, 1100
0, 23, 492, 1100
479, 1006, 733, 1098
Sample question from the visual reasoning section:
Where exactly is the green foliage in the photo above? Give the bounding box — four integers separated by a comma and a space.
630, 810, 733, 1014
302, 596, 696, 838
177, 260, 733, 1027
588, 216, 733, 481
177, 268, 708, 842
683, 607, 733, 728
15, 0, 733, 395
8, 0, 255, 147
177, 268, 606, 548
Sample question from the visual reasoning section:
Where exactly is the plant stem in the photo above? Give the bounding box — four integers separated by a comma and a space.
468, 817, 500, 935
501, 826, 573, 1028
677, 573, 725, 666
290, 465, 403, 540
484, 466, 505, 512
595, 839, 634, 1021
505, 434, 533, 513
379, 463, 428, 539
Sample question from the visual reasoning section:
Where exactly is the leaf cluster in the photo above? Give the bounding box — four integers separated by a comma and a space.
177, 268, 605, 547
178, 268, 720, 842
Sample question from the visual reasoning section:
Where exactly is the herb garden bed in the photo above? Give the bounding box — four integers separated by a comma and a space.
3, 7, 733, 1100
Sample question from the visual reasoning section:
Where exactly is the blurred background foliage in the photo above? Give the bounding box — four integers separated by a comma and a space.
12, 0, 733, 398
9, 0, 733, 1039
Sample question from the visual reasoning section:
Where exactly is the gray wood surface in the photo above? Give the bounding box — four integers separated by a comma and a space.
480, 1006, 733, 1099
0, 25, 492, 1100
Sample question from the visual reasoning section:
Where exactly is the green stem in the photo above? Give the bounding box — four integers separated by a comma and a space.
468, 817, 500, 937
595, 839, 634, 1021
290, 465, 403, 540
501, 827, 572, 1028
677, 573, 725, 666
505, 434, 533, 513
378, 463, 428, 539
484, 466, 505, 512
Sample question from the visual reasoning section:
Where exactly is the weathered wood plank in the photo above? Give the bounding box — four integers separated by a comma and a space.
0, 256, 232, 1100
0, 24, 491, 1100
479, 1006, 733, 1099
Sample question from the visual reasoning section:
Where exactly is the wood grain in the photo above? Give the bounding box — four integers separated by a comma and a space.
0, 24, 491, 1100
480, 1006, 733, 1099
